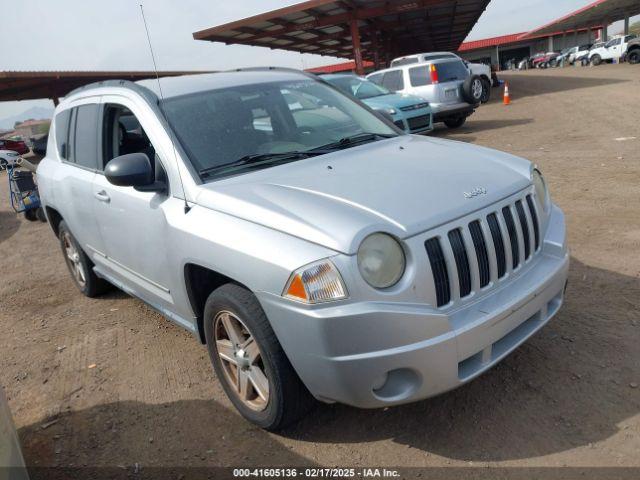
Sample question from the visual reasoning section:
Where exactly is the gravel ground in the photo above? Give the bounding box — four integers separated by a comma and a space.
0, 64, 638, 479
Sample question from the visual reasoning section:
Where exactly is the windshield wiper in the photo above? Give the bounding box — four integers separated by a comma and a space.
309, 132, 397, 152
199, 151, 328, 178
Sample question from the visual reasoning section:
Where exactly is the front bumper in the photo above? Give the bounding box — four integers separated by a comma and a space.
258, 204, 569, 409
392, 108, 434, 134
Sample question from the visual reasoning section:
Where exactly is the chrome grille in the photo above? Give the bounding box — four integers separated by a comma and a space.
425, 194, 541, 308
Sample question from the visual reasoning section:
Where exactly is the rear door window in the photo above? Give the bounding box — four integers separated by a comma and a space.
409, 66, 431, 87
71, 104, 100, 170
54, 109, 72, 159
381, 70, 404, 91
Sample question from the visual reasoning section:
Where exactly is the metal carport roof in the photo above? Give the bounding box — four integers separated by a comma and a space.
523, 0, 640, 37
193, 0, 492, 73
0, 71, 212, 104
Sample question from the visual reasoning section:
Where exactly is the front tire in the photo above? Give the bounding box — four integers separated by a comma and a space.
591, 55, 602, 66
480, 78, 491, 103
444, 116, 467, 129
204, 284, 314, 430
58, 221, 111, 297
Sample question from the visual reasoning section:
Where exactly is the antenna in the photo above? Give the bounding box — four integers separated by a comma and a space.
139, 3, 191, 214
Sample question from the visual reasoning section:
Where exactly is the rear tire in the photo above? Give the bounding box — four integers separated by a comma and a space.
58, 221, 111, 297
629, 50, 640, 65
444, 116, 467, 129
591, 55, 601, 66
204, 284, 315, 431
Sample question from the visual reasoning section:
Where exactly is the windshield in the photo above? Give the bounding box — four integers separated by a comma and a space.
162, 78, 398, 179
326, 76, 391, 100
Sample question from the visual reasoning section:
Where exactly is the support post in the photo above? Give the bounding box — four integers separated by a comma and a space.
548, 35, 554, 52
624, 13, 630, 35
574, 30, 578, 46
371, 35, 380, 70
495, 45, 500, 70
602, 24, 608, 42
350, 19, 364, 75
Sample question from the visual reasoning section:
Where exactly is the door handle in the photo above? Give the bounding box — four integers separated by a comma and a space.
94, 190, 111, 203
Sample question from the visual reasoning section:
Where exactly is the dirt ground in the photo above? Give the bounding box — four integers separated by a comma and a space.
0, 65, 639, 479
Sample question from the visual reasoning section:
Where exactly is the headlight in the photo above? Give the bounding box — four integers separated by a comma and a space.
7, 152, 18, 157
357, 233, 406, 289
532, 168, 549, 211
386, 108, 398, 115
283, 260, 347, 304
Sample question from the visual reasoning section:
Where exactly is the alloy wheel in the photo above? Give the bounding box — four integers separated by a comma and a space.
214, 310, 269, 411
62, 232, 86, 288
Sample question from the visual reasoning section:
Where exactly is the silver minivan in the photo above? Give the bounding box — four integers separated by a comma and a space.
367, 58, 482, 129
38, 69, 569, 430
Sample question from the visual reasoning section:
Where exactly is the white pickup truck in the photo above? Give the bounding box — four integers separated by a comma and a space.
589, 35, 638, 65
390, 52, 495, 103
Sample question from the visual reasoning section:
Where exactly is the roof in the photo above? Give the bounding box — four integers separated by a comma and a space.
0, 70, 213, 102
458, 26, 600, 52
193, 0, 492, 59
137, 69, 314, 99
306, 60, 374, 73
523, 0, 640, 37
459, 33, 529, 51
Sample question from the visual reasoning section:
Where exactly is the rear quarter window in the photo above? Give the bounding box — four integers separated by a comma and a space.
409, 66, 431, 87
54, 109, 72, 159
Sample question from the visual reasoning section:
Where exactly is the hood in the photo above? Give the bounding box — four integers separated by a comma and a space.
363, 93, 427, 111
195, 136, 533, 254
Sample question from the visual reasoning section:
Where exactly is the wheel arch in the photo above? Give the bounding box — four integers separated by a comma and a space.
45, 206, 63, 235
183, 263, 251, 344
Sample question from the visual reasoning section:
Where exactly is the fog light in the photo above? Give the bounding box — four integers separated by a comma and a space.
372, 368, 421, 401
372, 372, 389, 391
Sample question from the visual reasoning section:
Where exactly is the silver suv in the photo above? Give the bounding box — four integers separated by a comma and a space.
367, 58, 482, 129
38, 69, 569, 430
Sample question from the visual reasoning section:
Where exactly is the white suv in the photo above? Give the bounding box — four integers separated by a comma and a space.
590, 35, 637, 65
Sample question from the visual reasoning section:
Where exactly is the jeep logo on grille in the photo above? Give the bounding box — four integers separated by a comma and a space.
464, 187, 487, 199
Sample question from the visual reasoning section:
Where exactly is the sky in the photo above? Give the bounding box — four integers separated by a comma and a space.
1, 0, 635, 120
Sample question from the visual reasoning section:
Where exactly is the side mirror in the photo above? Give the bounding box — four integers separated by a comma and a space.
105, 153, 165, 193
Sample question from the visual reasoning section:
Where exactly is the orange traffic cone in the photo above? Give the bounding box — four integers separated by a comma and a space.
503, 82, 511, 105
